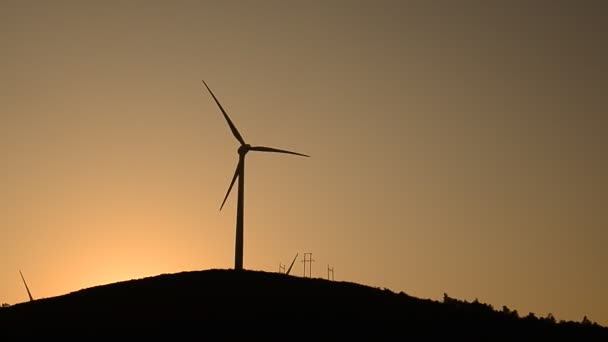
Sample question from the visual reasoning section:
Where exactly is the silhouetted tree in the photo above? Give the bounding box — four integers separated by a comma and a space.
502, 305, 519, 319
525, 312, 538, 320
443, 293, 457, 304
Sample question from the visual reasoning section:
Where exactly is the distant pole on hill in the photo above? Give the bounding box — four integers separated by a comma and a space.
279, 262, 285, 274
327, 265, 334, 280
302, 253, 314, 278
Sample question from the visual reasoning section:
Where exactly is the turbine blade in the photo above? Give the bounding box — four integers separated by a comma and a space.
286, 253, 299, 275
202, 80, 246, 145
19, 270, 34, 302
220, 161, 241, 211
250, 146, 310, 158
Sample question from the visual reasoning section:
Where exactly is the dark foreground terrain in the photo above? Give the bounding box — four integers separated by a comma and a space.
1, 269, 606, 339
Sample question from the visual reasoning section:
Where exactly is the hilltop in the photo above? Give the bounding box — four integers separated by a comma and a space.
0, 269, 606, 339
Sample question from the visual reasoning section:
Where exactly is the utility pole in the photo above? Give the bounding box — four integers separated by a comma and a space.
327, 265, 334, 281
279, 262, 285, 274
302, 253, 314, 278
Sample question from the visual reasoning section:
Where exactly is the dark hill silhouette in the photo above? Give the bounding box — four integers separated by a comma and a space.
1, 269, 606, 339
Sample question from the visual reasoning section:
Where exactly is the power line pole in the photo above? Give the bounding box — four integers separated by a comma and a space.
279, 262, 285, 274
301, 253, 314, 278
327, 265, 334, 281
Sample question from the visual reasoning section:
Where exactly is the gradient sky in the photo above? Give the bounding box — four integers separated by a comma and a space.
1, 1, 606, 324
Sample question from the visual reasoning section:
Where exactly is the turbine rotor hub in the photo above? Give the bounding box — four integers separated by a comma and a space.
238, 144, 251, 155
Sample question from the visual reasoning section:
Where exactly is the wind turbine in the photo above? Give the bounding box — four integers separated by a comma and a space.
202, 80, 309, 271
19, 270, 34, 302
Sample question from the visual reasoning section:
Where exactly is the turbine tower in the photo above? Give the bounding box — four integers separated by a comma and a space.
19, 270, 34, 302
203, 80, 309, 271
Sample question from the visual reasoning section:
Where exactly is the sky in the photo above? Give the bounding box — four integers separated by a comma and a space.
1, 0, 606, 324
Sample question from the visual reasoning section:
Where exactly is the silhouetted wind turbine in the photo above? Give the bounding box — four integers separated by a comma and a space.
202, 80, 309, 271
19, 270, 33, 302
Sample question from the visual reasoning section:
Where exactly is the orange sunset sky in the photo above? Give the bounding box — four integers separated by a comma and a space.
1, 1, 606, 324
